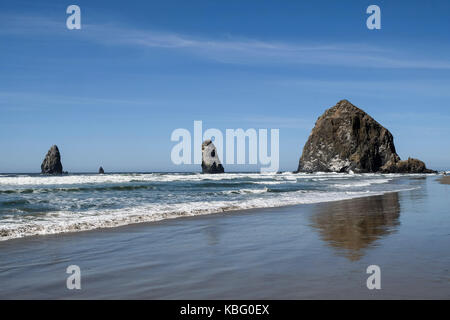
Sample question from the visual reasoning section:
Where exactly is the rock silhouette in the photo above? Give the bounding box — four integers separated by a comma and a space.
201, 139, 224, 174
41, 145, 63, 174
297, 100, 435, 173
99, 167, 105, 174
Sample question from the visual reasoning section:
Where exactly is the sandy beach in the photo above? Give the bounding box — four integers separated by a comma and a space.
0, 175, 448, 299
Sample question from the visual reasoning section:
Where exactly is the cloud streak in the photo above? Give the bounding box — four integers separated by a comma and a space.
86, 24, 450, 70
3, 13, 450, 70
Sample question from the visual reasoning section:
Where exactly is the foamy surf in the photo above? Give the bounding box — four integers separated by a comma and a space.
0, 172, 429, 241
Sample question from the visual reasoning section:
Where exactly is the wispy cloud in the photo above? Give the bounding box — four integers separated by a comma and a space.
3, 13, 450, 70
237, 116, 315, 129
0, 91, 153, 111
82, 24, 450, 69
271, 79, 450, 98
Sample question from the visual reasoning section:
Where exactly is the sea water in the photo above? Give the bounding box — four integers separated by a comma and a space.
0, 172, 424, 241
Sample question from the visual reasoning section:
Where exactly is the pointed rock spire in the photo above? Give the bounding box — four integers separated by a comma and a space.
201, 139, 224, 174
41, 145, 63, 174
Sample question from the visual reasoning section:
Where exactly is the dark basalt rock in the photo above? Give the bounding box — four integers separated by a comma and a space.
201, 139, 224, 174
380, 157, 435, 174
297, 100, 435, 173
41, 145, 63, 174
99, 167, 105, 174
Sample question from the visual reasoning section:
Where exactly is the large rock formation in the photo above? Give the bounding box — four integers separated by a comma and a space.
380, 157, 432, 173
297, 100, 435, 173
41, 145, 63, 174
99, 166, 105, 174
201, 139, 224, 174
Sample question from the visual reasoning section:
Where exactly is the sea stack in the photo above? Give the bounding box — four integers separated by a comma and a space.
41, 145, 63, 174
297, 100, 435, 173
201, 139, 224, 174
99, 167, 105, 174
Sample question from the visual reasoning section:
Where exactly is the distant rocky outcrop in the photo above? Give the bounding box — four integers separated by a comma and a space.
41, 145, 63, 174
201, 139, 224, 174
297, 100, 435, 173
99, 166, 105, 174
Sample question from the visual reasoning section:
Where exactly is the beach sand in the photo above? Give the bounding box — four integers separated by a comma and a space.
0, 176, 448, 299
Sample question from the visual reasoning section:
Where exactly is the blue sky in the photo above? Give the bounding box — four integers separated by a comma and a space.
1, 0, 450, 172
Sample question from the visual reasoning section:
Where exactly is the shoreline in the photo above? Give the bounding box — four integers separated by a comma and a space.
1, 176, 449, 299
0, 191, 388, 245
0, 185, 415, 243
0, 172, 441, 243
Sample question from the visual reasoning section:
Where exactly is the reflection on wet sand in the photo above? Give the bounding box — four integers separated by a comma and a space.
310, 192, 401, 261
438, 175, 450, 185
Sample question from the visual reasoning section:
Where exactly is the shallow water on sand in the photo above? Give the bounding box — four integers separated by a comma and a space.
0, 175, 448, 299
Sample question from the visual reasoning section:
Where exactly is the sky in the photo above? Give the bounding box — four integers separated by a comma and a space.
1, 0, 450, 172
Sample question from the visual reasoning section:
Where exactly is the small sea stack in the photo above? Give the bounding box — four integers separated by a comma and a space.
201, 139, 224, 174
380, 157, 433, 174
99, 167, 105, 174
41, 145, 63, 174
297, 100, 435, 173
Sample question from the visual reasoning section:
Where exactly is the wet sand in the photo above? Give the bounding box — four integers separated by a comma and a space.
0, 176, 449, 299
439, 175, 450, 185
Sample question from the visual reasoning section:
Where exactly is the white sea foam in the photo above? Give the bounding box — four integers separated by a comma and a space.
0, 173, 292, 187
0, 172, 408, 187
251, 180, 295, 185
332, 178, 391, 188
223, 188, 269, 195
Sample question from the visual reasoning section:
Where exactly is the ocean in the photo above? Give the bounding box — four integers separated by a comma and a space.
0, 172, 422, 241
0, 173, 449, 299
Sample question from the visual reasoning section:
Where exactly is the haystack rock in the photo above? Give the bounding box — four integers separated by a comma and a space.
297, 100, 435, 173
201, 139, 224, 174
41, 145, 63, 174
99, 167, 105, 174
